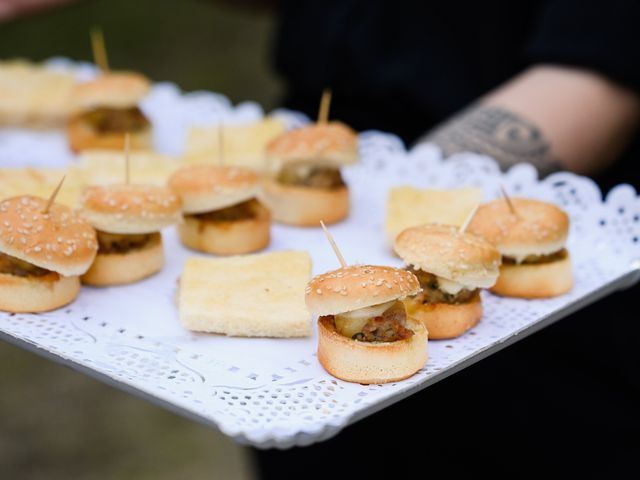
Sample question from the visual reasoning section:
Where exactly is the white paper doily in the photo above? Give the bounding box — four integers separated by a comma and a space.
0, 60, 639, 449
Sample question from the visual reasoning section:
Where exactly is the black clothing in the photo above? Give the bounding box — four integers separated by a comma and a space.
275, 0, 640, 146
256, 1, 640, 476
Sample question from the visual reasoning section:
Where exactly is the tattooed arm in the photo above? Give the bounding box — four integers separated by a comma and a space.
423, 66, 640, 176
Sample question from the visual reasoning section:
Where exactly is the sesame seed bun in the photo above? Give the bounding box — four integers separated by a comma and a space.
0, 272, 80, 313
491, 252, 573, 298
0, 196, 98, 276
394, 224, 501, 291
317, 316, 428, 384
80, 185, 181, 234
404, 292, 482, 339
305, 265, 421, 316
81, 233, 164, 286
266, 122, 358, 171
468, 198, 569, 260
261, 177, 349, 226
168, 165, 260, 214
72, 72, 151, 111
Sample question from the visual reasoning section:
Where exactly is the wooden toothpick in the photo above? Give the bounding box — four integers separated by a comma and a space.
320, 220, 347, 268
459, 204, 479, 233
501, 185, 518, 216
218, 122, 224, 166
43, 175, 66, 214
90, 27, 110, 72
317, 88, 332, 124
124, 132, 131, 184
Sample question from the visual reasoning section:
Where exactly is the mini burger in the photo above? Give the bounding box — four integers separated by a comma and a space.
468, 198, 572, 298
305, 265, 427, 384
0, 196, 97, 312
168, 165, 270, 255
80, 184, 181, 286
67, 72, 152, 153
263, 122, 357, 226
394, 224, 501, 339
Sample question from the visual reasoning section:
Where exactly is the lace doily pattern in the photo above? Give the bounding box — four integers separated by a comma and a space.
0, 61, 638, 448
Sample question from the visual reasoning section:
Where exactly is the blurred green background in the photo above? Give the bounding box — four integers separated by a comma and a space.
0, 0, 283, 109
0, 0, 285, 478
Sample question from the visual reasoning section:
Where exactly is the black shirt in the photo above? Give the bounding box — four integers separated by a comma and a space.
275, 0, 640, 189
255, 3, 640, 474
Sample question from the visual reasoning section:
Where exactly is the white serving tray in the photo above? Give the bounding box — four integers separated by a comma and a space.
0, 59, 639, 449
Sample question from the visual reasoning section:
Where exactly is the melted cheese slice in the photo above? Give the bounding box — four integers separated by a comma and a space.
334, 300, 395, 338
436, 277, 465, 295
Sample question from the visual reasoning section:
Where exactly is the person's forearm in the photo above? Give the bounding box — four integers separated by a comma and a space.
424, 65, 640, 176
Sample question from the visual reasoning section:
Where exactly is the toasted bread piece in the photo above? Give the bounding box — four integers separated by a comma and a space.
179, 251, 312, 337
183, 117, 286, 172
385, 187, 482, 245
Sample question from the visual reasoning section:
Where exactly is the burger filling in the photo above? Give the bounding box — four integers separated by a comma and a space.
328, 300, 414, 342
276, 162, 345, 189
407, 267, 477, 305
0, 252, 55, 278
188, 198, 266, 223
502, 248, 568, 265
96, 230, 159, 254
77, 106, 150, 133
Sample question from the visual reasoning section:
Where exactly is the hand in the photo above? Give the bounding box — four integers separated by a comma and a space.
0, 0, 75, 22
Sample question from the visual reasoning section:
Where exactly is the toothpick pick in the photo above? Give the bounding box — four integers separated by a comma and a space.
459, 204, 479, 233
320, 220, 347, 268
218, 122, 224, 166
90, 27, 110, 72
43, 175, 66, 214
124, 132, 131, 184
500, 185, 518, 216
317, 88, 332, 124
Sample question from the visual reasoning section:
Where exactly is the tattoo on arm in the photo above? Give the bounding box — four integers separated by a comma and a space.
420, 106, 562, 175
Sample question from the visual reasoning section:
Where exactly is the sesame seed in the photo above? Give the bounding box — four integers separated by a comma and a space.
316, 289, 322, 295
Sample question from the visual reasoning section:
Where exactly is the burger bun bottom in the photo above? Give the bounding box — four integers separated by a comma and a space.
0, 272, 80, 313
178, 209, 270, 256
404, 292, 483, 340
491, 254, 573, 298
317, 316, 428, 384
81, 235, 164, 286
67, 117, 151, 153
262, 179, 348, 227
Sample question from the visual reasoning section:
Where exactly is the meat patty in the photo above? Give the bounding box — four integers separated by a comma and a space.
352, 301, 414, 342
276, 162, 345, 189
502, 248, 568, 265
0, 252, 52, 277
188, 198, 264, 223
78, 106, 150, 133
96, 231, 159, 254
406, 266, 478, 304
